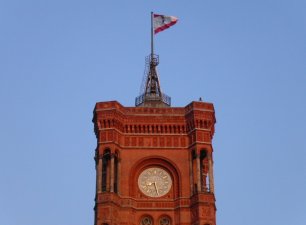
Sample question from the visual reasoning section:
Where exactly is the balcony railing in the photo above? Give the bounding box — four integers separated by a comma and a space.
135, 93, 171, 106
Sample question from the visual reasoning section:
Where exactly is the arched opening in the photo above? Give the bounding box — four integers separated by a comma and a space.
101, 149, 120, 193
102, 149, 111, 192
114, 151, 119, 193
200, 149, 209, 192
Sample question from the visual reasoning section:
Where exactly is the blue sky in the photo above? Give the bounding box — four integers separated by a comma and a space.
0, 1, 306, 225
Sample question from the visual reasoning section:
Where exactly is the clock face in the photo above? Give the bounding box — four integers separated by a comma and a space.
138, 167, 172, 197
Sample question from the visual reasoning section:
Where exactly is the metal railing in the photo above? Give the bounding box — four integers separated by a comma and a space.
135, 92, 171, 106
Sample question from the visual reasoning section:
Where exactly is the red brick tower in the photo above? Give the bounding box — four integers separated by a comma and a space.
92, 54, 217, 225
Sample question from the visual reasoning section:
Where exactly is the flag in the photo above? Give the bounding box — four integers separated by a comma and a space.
153, 14, 178, 34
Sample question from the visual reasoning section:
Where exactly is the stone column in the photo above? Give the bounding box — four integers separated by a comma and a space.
201, 161, 208, 192
95, 156, 98, 194
106, 157, 110, 192
97, 156, 103, 193
196, 154, 201, 193
117, 158, 121, 194
110, 154, 115, 192
208, 153, 215, 193
189, 152, 194, 195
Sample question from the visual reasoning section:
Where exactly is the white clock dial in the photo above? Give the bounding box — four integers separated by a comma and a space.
138, 167, 172, 197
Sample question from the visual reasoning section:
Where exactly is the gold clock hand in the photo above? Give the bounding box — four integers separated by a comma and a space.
154, 182, 159, 195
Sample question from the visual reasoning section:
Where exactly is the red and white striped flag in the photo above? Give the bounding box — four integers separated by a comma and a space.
153, 14, 178, 34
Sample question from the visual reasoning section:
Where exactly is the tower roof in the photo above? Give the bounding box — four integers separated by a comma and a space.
135, 54, 171, 107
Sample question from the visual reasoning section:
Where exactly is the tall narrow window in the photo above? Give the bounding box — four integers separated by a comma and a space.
200, 149, 209, 192
102, 149, 111, 192
114, 153, 119, 193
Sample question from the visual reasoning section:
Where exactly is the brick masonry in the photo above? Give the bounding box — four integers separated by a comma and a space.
92, 100, 217, 225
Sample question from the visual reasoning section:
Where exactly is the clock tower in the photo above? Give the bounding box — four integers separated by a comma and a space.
92, 54, 217, 225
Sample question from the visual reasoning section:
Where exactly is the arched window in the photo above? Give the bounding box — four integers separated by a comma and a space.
200, 149, 209, 192
159, 217, 171, 225
141, 216, 153, 225
200, 149, 207, 160
114, 151, 119, 193
101, 149, 119, 193
102, 149, 111, 192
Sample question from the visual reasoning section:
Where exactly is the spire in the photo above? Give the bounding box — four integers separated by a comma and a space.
135, 54, 171, 107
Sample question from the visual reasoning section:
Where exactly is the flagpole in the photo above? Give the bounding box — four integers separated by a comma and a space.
151, 11, 154, 59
